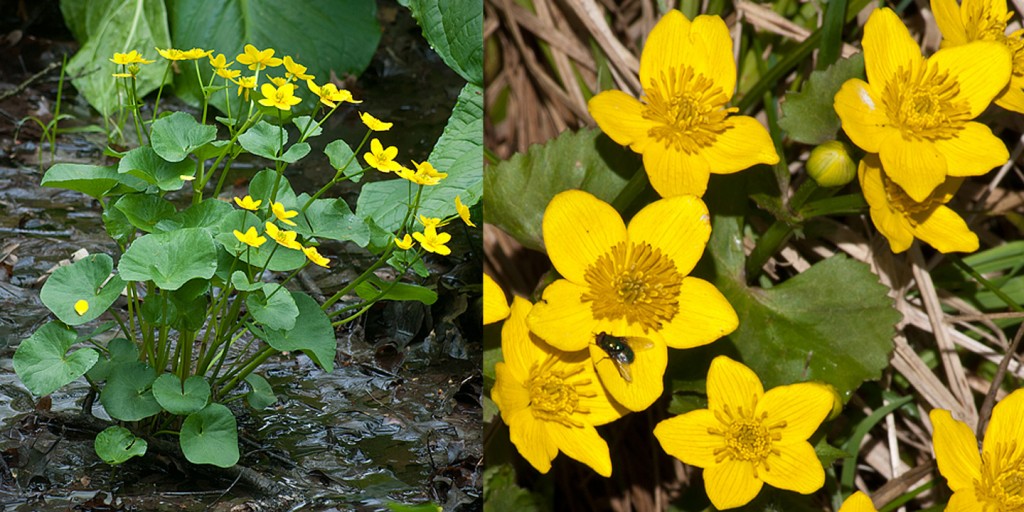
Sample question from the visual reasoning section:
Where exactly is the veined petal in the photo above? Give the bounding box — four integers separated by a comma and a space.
589, 337, 666, 411
859, 157, 915, 253
982, 388, 1024, 457
913, 205, 979, 253
492, 363, 531, 420
930, 408, 982, 491
627, 195, 711, 275
962, 0, 1008, 30
658, 277, 738, 349
879, 137, 946, 202
527, 280, 600, 352
542, 190, 627, 283
995, 79, 1024, 114
639, 10, 693, 90
862, 8, 926, 86
508, 408, 558, 473
838, 491, 878, 512
588, 90, 656, 150
643, 141, 711, 197
704, 460, 764, 510
931, 0, 967, 45
688, 15, 736, 98
574, 375, 631, 426
501, 297, 553, 382
707, 356, 764, 416
759, 441, 826, 494
936, 122, 1009, 178
703, 116, 780, 175
932, 41, 1011, 117
547, 423, 613, 477
653, 409, 723, 467
947, 486, 986, 512
756, 382, 833, 443
834, 79, 892, 153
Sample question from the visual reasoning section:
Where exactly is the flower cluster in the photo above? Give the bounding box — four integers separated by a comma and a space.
231, 196, 330, 268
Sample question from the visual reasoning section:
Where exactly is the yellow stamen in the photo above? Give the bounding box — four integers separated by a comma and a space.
883, 64, 971, 140
642, 65, 736, 154
582, 241, 682, 332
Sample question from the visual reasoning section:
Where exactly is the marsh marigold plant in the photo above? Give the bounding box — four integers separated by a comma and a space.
588, 10, 779, 198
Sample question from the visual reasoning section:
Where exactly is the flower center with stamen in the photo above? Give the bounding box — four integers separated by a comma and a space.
977, 441, 1024, 510
582, 241, 682, 333
964, 3, 1012, 41
881, 173, 944, 224
641, 65, 737, 154
884, 63, 971, 140
527, 357, 594, 428
707, 404, 786, 477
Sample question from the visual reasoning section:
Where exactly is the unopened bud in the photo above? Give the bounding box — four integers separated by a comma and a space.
807, 141, 856, 188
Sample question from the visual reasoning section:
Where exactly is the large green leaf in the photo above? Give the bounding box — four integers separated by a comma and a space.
154, 197, 235, 233
779, 54, 865, 145
112, 193, 177, 233
484, 128, 637, 251
41, 163, 145, 200
87, 337, 138, 382
63, 0, 172, 115
40, 254, 126, 326
244, 373, 276, 409
324, 139, 364, 183
150, 111, 217, 162
152, 374, 210, 415
118, 146, 195, 191
237, 121, 310, 163
13, 322, 98, 397
405, 0, 483, 85
246, 283, 299, 331
94, 426, 148, 465
100, 361, 161, 421
119, 228, 218, 290
257, 292, 335, 372
356, 82, 482, 232
293, 195, 370, 247
180, 403, 239, 468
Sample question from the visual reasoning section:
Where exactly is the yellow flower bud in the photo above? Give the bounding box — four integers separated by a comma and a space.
807, 140, 856, 188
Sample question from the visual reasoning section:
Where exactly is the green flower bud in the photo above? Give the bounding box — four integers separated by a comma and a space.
807, 141, 856, 188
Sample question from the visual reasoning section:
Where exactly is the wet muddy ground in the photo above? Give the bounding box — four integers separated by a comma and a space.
0, 2, 482, 510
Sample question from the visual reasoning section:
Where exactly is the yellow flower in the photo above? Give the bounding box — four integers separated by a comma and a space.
654, 356, 833, 509
483, 273, 510, 324
396, 167, 429, 186
156, 47, 210, 61
216, 67, 240, 80
412, 226, 452, 255
933, 0, 1024, 113
587, 11, 778, 198
264, 222, 302, 250
931, 388, 1024, 511
74, 299, 89, 316
233, 195, 262, 211
491, 297, 627, 476
455, 196, 475, 227
258, 83, 302, 111
268, 76, 288, 87
306, 80, 360, 108
233, 76, 257, 100
419, 215, 443, 230
838, 492, 878, 512
360, 112, 393, 131
236, 44, 282, 70
859, 154, 978, 254
283, 56, 314, 81
110, 50, 154, 65
233, 226, 267, 248
364, 138, 403, 172
834, 8, 1011, 202
208, 53, 231, 69
526, 189, 736, 352
270, 202, 298, 226
413, 161, 447, 183
395, 234, 414, 250
302, 246, 330, 268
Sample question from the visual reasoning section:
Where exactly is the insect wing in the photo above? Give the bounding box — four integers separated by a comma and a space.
611, 358, 632, 382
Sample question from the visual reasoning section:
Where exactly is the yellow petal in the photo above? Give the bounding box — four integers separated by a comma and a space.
527, 280, 601, 352
688, 15, 736, 99
759, 441, 826, 494
501, 297, 548, 382
995, 79, 1024, 114
931, 41, 1011, 118
962, 0, 1008, 24
653, 409, 722, 467
507, 407, 558, 473
936, 122, 1009, 178
859, 157, 915, 253
74, 299, 89, 316
639, 10, 693, 90
838, 491, 878, 512
948, 486, 986, 512
879, 137, 946, 203
587, 90, 655, 150
834, 79, 892, 153
589, 337, 666, 411
704, 460, 764, 510
982, 388, 1024, 459
627, 195, 710, 276
542, 190, 626, 284
862, 8, 925, 86
483, 273, 511, 325
929, 408, 982, 491
913, 205, 979, 253
756, 382, 833, 443
658, 277, 738, 349
547, 423, 613, 477
492, 363, 531, 420
931, 0, 967, 45
707, 356, 764, 416
642, 141, 711, 197
703, 116, 780, 174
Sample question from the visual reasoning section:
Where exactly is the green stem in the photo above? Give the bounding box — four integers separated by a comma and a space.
152, 63, 172, 122
219, 346, 275, 397
951, 256, 1024, 313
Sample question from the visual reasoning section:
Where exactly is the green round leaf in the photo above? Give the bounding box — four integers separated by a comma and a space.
150, 111, 218, 162
41, 163, 145, 200
40, 253, 126, 326
87, 338, 138, 382
292, 196, 369, 247
100, 362, 161, 421
244, 373, 276, 410
238, 121, 309, 163
118, 145, 195, 191
113, 193, 177, 233
246, 283, 299, 331
119, 228, 218, 290
180, 403, 239, 468
94, 426, 148, 465
152, 374, 210, 415
324, 140, 363, 183
13, 322, 98, 397
257, 292, 335, 372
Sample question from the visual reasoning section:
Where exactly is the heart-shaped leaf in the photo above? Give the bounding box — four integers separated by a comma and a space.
324, 139, 364, 183
119, 228, 218, 290
180, 403, 239, 468
246, 283, 299, 331
257, 292, 335, 372
112, 193, 177, 233
41, 163, 145, 200
100, 361, 161, 421
244, 373, 276, 410
292, 195, 369, 247
87, 338, 138, 382
94, 426, 148, 465
150, 111, 218, 162
40, 253, 125, 326
152, 374, 210, 415
118, 146, 195, 191
13, 322, 98, 397
238, 121, 310, 163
